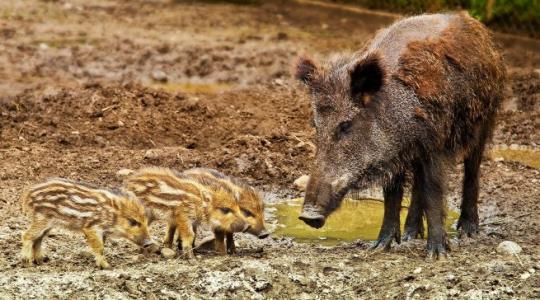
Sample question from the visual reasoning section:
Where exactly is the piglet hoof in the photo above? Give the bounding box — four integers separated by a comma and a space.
181, 250, 194, 260
33, 255, 49, 265
21, 257, 33, 267
370, 225, 400, 251
426, 242, 450, 261
457, 218, 479, 239
97, 260, 112, 270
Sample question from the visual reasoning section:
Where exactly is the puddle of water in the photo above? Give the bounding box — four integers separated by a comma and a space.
489, 149, 540, 169
150, 82, 233, 94
272, 198, 459, 245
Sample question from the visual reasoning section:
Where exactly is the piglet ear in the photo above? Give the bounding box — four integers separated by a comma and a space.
350, 54, 384, 105
295, 56, 318, 85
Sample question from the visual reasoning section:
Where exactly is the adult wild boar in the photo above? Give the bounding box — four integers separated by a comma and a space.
296, 12, 505, 258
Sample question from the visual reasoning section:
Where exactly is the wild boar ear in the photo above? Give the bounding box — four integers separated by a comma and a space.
295, 56, 318, 85
350, 54, 384, 106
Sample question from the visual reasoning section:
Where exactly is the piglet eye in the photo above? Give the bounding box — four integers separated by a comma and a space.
241, 209, 254, 218
128, 218, 140, 227
219, 207, 232, 214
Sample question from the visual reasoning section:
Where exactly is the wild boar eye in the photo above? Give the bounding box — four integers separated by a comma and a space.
241, 208, 254, 218
128, 218, 140, 227
219, 207, 232, 214
337, 121, 353, 139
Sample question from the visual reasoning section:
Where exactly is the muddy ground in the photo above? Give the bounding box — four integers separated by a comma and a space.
0, 0, 539, 299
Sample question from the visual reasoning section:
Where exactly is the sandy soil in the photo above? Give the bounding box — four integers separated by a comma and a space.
0, 0, 539, 298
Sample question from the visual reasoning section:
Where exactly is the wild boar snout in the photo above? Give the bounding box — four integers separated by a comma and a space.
299, 204, 326, 229
299, 172, 353, 228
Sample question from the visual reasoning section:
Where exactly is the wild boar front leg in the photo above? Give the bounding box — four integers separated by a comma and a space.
417, 156, 449, 259
371, 172, 405, 250
21, 216, 51, 266
213, 230, 227, 254
83, 228, 110, 269
174, 217, 195, 259
403, 164, 426, 241
226, 232, 236, 254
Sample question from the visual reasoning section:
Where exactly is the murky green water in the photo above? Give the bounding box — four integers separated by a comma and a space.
272, 198, 459, 245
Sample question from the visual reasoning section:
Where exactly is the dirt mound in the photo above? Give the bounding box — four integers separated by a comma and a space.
0, 83, 314, 185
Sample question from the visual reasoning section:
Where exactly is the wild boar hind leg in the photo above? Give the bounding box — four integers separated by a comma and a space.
83, 227, 110, 269
163, 224, 177, 248
458, 122, 491, 238
371, 172, 405, 251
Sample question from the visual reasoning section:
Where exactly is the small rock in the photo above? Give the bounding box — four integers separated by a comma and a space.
254, 280, 271, 292
413, 267, 422, 274
161, 247, 176, 259
125, 281, 139, 295
274, 78, 284, 86
496, 241, 522, 255
39, 43, 49, 50
289, 274, 309, 286
446, 274, 456, 282
520, 272, 531, 280
293, 175, 310, 191
144, 149, 159, 160
509, 144, 519, 150
116, 168, 134, 177
151, 70, 168, 82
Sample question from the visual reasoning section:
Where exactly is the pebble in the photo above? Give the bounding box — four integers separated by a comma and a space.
520, 272, 531, 280
496, 241, 522, 255
509, 144, 519, 150
144, 149, 159, 160
116, 168, 134, 177
413, 267, 422, 274
151, 70, 168, 82
161, 247, 176, 259
293, 175, 310, 191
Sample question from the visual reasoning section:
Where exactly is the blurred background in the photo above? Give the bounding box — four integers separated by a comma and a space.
333, 0, 539, 38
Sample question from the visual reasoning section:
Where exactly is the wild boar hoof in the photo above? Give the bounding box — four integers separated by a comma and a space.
371, 226, 400, 251
426, 242, 450, 261
402, 224, 425, 241
457, 218, 479, 238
